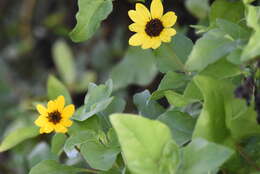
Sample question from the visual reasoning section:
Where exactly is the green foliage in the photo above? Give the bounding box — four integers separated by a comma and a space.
70, 0, 113, 42
47, 75, 72, 104
110, 114, 179, 174
185, 0, 210, 19
0, 126, 39, 152
111, 47, 157, 90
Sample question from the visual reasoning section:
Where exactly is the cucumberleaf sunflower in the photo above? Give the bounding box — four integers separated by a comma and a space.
34, 96, 75, 134
128, 0, 177, 49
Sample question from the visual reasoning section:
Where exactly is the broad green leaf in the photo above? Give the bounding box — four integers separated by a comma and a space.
0, 126, 39, 152
209, 0, 244, 26
183, 81, 203, 101
47, 75, 72, 104
52, 40, 76, 85
51, 133, 67, 155
110, 47, 157, 90
192, 76, 232, 144
133, 90, 165, 119
28, 142, 58, 168
158, 110, 196, 145
245, 5, 260, 31
154, 33, 193, 73
73, 80, 113, 121
29, 160, 85, 174
110, 114, 179, 174
151, 71, 190, 100
241, 31, 260, 61
200, 58, 241, 79
81, 139, 120, 171
185, 29, 237, 71
164, 90, 195, 107
185, 0, 210, 19
70, 0, 113, 42
226, 49, 243, 65
177, 138, 234, 174
216, 19, 250, 40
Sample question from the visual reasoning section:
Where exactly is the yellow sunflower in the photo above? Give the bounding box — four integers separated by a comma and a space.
128, 0, 177, 49
34, 96, 75, 134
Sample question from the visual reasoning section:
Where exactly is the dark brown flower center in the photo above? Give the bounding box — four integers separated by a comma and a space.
145, 19, 164, 37
47, 110, 62, 124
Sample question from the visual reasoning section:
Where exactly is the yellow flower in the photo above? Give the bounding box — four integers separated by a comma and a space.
34, 96, 75, 134
128, 0, 177, 49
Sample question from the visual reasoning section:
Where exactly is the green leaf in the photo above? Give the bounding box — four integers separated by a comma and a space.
245, 5, 260, 31
47, 75, 72, 104
73, 80, 113, 121
29, 160, 85, 174
110, 47, 157, 90
52, 40, 76, 85
185, 0, 210, 19
216, 19, 250, 40
177, 138, 234, 174
241, 31, 260, 61
209, 0, 244, 26
110, 114, 180, 174
183, 81, 203, 101
226, 49, 243, 65
154, 33, 193, 73
70, 0, 113, 42
0, 126, 39, 152
185, 29, 237, 71
164, 90, 195, 107
158, 110, 196, 146
51, 133, 67, 155
199, 58, 241, 79
151, 71, 190, 100
133, 90, 165, 119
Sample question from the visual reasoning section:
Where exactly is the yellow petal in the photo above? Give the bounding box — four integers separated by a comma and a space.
47, 100, 57, 112
160, 29, 173, 42
40, 125, 54, 134
151, 38, 162, 49
150, 0, 163, 19
55, 96, 65, 111
128, 10, 146, 24
34, 116, 48, 127
135, 3, 151, 22
55, 124, 68, 133
141, 36, 154, 49
36, 104, 47, 115
129, 33, 145, 46
61, 119, 73, 127
163, 28, 177, 37
161, 12, 177, 27
62, 104, 75, 118
129, 23, 145, 32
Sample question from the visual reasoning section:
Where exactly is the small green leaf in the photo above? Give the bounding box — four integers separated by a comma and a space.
52, 40, 76, 85
154, 34, 193, 73
133, 90, 165, 119
110, 47, 157, 90
185, 29, 237, 71
164, 90, 194, 107
29, 160, 85, 174
245, 5, 260, 31
110, 114, 180, 174
70, 0, 113, 42
158, 110, 196, 145
177, 138, 234, 174
0, 126, 39, 152
185, 0, 210, 19
47, 75, 72, 104
51, 133, 67, 155
209, 0, 244, 26
241, 31, 260, 61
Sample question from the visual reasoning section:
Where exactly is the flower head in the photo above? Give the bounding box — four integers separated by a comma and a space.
128, 0, 177, 49
34, 96, 75, 134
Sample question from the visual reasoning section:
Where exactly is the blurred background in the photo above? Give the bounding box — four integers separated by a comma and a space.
0, 0, 199, 173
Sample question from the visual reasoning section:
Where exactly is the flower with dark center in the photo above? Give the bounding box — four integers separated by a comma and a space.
34, 96, 75, 134
128, 0, 177, 49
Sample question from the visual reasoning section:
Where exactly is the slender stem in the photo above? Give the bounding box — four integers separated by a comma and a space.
236, 144, 260, 171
